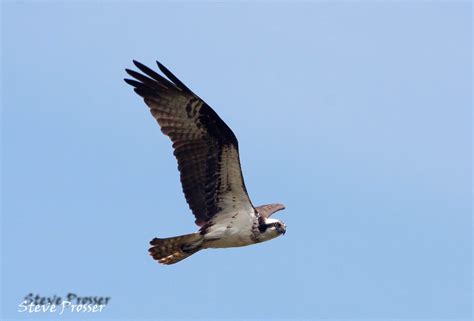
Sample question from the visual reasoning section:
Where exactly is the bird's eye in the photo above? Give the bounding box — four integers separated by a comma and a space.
275, 223, 281, 228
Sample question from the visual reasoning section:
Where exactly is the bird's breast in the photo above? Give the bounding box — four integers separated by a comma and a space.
201, 211, 257, 248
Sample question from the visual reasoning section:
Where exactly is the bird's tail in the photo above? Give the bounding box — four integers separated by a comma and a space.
148, 233, 203, 265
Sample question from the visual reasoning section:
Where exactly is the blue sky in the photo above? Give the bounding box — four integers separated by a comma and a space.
1, 1, 471, 320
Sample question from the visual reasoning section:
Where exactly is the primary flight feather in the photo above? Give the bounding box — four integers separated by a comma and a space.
124, 60, 286, 265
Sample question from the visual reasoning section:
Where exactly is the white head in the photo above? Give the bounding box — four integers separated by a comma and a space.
258, 217, 286, 242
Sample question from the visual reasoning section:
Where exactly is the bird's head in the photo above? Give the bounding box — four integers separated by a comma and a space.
259, 217, 286, 241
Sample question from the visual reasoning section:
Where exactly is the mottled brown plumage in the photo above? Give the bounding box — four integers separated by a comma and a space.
125, 60, 251, 227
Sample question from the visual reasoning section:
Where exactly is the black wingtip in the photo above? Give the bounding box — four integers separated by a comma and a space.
156, 60, 172, 76
132, 60, 151, 74
156, 60, 165, 71
124, 78, 138, 87
156, 60, 192, 93
133, 60, 149, 73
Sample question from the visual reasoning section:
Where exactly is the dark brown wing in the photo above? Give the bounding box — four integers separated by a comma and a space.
124, 60, 253, 226
255, 203, 286, 218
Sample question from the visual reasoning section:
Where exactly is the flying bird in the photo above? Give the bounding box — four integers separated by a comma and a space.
124, 60, 286, 265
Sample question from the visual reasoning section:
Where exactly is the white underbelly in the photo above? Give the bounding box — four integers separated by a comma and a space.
203, 231, 254, 248
202, 219, 256, 248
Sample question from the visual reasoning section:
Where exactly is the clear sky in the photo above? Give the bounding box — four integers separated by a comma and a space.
1, 1, 471, 321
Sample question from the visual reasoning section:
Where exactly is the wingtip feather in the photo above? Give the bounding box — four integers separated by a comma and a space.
124, 78, 140, 87
132, 59, 141, 67
155, 60, 191, 92
156, 60, 165, 72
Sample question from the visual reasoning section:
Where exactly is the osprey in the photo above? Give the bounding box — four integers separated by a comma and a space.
124, 60, 286, 265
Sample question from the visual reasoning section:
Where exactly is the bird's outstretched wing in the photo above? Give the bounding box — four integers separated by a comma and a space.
124, 61, 253, 226
255, 203, 286, 218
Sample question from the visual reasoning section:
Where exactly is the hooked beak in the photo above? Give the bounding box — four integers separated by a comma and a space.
279, 224, 286, 235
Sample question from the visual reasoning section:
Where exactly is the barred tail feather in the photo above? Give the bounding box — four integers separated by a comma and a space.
148, 233, 203, 265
